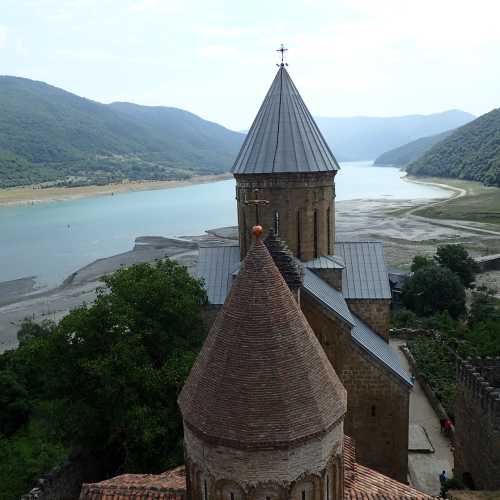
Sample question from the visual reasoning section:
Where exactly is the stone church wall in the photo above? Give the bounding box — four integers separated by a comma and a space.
454, 359, 500, 490
345, 299, 391, 342
301, 294, 409, 482
235, 173, 335, 261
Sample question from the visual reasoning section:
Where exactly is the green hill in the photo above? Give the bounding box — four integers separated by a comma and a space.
314, 110, 474, 161
374, 130, 453, 166
406, 108, 500, 187
0, 76, 244, 188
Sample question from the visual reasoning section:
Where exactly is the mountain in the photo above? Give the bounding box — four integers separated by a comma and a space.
314, 110, 475, 161
0, 76, 244, 188
406, 108, 500, 187
373, 130, 453, 166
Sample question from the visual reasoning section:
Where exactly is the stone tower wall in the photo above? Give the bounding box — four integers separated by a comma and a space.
345, 299, 391, 342
183, 425, 344, 500
454, 358, 500, 490
235, 173, 336, 261
301, 293, 409, 482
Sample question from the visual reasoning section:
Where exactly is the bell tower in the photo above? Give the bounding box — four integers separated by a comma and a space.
232, 48, 339, 261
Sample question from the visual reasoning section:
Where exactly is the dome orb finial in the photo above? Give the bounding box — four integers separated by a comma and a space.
252, 225, 263, 237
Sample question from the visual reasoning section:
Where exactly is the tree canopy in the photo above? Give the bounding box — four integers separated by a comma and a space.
402, 264, 466, 318
434, 244, 480, 288
0, 259, 208, 497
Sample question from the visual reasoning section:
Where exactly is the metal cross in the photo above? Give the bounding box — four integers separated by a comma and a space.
244, 189, 270, 226
277, 44, 288, 65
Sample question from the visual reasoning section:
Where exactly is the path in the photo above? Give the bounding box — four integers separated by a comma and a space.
390, 339, 454, 496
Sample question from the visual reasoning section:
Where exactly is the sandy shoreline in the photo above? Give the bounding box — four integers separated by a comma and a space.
0, 173, 233, 207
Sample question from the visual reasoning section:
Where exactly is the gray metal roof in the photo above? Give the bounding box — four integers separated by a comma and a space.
351, 315, 412, 386
335, 242, 392, 299
304, 255, 345, 270
302, 268, 354, 326
197, 245, 240, 304
232, 66, 339, 175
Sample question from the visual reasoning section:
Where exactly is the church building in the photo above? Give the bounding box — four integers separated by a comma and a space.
197, 62, 411, 481
81, 230, 427, 500
80, 56, 419, 499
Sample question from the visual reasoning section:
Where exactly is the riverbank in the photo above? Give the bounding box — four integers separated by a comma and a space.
0, 173, 232, 206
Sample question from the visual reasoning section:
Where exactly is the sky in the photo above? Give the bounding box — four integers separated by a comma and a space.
1, 0, 500, 130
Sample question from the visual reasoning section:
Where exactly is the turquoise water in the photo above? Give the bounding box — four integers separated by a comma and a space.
0, 162, 447, 287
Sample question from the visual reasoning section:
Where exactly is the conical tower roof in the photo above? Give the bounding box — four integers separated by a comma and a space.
232, 65, 339, 175
178, 237, 346, 450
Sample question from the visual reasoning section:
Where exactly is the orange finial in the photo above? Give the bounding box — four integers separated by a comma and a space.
252, 225, 263, 237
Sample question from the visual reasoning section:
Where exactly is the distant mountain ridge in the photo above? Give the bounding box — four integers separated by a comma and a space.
373, 130, 453, 166
406, 108, 500, 187
0, 76, 244, 188
314, 110, 475, 161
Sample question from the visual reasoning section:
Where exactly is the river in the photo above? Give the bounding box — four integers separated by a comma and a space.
0, 162, 448, 287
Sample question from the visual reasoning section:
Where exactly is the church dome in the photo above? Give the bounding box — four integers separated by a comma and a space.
178, 237, 346, 450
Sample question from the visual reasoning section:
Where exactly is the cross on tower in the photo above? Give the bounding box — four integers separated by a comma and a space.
277, 44, 288, 65
244, 189, 270, 225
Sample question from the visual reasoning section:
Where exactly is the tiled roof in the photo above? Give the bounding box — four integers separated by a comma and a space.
232, 65, 339, 175
179, 238, 347, 449
351, 315, 412, 386
335, 242, 392, 299
79, 466, 186, 500
196, 244, 240, 304
302, 268, 354, 326
343, 437, 432, 500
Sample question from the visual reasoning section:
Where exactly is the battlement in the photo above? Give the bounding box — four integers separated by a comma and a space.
457, 358, 500, 430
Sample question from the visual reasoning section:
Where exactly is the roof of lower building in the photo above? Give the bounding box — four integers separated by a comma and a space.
343, 437, 433, 500
351, 315, 412, 386
80, 440, 431, 500
335, 242, 392, 300
196, 244, 240, 304
302, 268, 355, 326
179, 238, 347, 449
231, 65, 339, 175
79, 466, 186, 500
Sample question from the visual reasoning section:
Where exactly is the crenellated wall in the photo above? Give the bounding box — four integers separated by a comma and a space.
454, 358, 500, 490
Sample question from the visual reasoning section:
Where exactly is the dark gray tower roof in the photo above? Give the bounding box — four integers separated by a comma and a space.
232, 65, 340, 175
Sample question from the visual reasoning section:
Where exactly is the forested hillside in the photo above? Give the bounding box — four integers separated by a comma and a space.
0, 76, 244, 188
407, 108, 500, 187
374, 130, 452, 166
315, 110, 474, 161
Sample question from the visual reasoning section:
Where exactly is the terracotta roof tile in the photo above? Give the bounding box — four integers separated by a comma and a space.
343, 437, 433, 500
178, 237, 347, 449
79, 466, 186, 500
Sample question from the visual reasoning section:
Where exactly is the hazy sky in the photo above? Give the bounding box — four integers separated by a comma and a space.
1, 0, 500, 130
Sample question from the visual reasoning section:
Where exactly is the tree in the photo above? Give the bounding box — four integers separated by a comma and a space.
434, 244, 480, 288
402, 264, 466, 319
18, 259, 208, 473
469, 287, 500, 327
411, 255, 434, 272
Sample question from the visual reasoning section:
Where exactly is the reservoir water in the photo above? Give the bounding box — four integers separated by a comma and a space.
0, 162, 448, 287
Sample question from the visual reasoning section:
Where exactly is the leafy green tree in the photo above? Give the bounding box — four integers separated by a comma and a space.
411, 255, 434, 272
469, 287, 500, 326
0, 371, 31, 436
402, 264, 466, 319
434, 244, 480, 288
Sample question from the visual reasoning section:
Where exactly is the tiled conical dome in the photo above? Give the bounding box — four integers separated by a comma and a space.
178, 238, 346, 449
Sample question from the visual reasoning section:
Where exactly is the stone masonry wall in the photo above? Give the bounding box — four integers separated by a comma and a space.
301, 293, 409, 482
454, 359, 500, 490
235, 173, 336, 261
184, 424, 343, 499
346, 299, 391, 342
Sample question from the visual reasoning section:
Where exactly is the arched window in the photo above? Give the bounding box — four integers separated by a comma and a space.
371, 405, 376, 417
291, 480, 314, 500
221, 481, 244, 500
327, 206, 331, 254
274, 210, 279, 235
314, 210, 319, 258
297, 210, 302, 259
